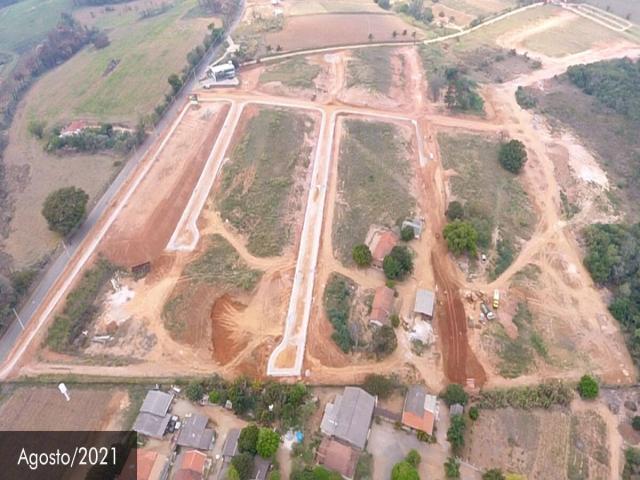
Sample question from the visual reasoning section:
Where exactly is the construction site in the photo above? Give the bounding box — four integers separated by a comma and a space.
0, 2, 638, 403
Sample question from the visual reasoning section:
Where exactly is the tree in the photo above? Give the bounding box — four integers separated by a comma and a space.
401, 226, 415, 242
391, 461, 419, 480
577, 374, 599, 399
447, 414, 466, 452
444, 457, 460, 478
446, 201, 464, 221
352, 244, 372, 267
442, 383, 468, 406
469, 405, 479, 421
383, 246, 414, 280
256, 428, 280, 458
227, 466, 241, 480
238, 424, 259, 454
498, 139, 527, 174
42, 187, 89, 236
372, 325, 397, 359
405, 450, 421, 468
368, 33, 373, 41
378, 0, 391, 9
362, 374, 396, 399
632, 416, 640, 431
443, 220, 478, 256
28, 119, 46, 139
231, 453, 254, 480
168, 73, 183, 95
482, 469, 505, 480
185, 380, 205, 402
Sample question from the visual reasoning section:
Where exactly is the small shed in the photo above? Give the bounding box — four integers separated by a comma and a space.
450, 403, 464, 416
414, 289, 435, 320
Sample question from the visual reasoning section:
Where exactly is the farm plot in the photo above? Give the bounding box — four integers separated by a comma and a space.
286, 0, 387, 16
214, 106, 318, 258
0, 385, 128, 431
332, 118, 416, 265
438, 132, 534, 279
259, 57, 323, 90
346, 48, 395, 94
440, 0, 516, 18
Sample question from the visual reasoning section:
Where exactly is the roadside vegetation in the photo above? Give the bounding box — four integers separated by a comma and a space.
259, 58, 321, 89
41, 187, 89, 236
347, 48, 395, 94
323, 274, 356, 353
217, 108, 314, 257
333, 119, 414, 264
477, 380, 573, 409
438, 132, 533, 277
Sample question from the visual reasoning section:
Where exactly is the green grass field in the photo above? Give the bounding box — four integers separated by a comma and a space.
333, 119, 415, 264
259, 57, 321, 89
287, 0, 386, 16
216, 108, 315, 257
438, 132, 534, 277
19, 0, 212, 125
346, 48, 395, 94
441, 0, 516, 18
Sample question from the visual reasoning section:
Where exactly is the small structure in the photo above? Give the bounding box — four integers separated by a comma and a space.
320, 387, 376, 450
174, 450, 208, 480
367, 229, 398, 268
121, 449, 169, 480
402, 385, 438, 436
401, 218, 424, 239
316, 437, 360, 480
177, 413, 215, 451
206, 62, 236, 82
369, 286, 394, 327
413, 289, 435, 320
222, 428, 240, 462
132, 390, 174, 439
251, 456, 272, 480
409, 321, 434, 346
450, 403, 464, 416
60, 120, 88, 137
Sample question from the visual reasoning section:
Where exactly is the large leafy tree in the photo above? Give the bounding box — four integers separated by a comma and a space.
238, 424, 259, 454
231, 453, 254, 480
383, 246, 414, 280
498, 139, 527, 174
256, 428, 280, 458
443, 220, 478, 256
42, 186, 89, 236
352, 244, 372, 267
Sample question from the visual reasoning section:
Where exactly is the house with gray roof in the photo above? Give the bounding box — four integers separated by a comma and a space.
414, 289, 435, 320
132, 390, 174, 439
320, 387, 376, 450
222, 428, 240, 462
177, 413, 215, 450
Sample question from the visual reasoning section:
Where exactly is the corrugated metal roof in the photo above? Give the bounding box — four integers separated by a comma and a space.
320, 387, 375, 449
177, 413, 215, 450
414, 289, 435, 316
222, 429, 240, 458
133, 412, 171, 439
140, 390, 173, 416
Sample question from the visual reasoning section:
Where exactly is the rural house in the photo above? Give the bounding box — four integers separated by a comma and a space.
320, 386, 376, 450
221, 428, 240, 463
176, 413, 215, 450
174, 450, 209, 480
401, 218, 424, 239
59, 120, 88, 137
120, 449, 169, 480
367, 229, 398, 268
401, 385, 439, 436
369, 286, 395, 326
316, 437, 360, 480
132, 390, 174, 439
251, 456, 272, 480
413, 289, 435, 320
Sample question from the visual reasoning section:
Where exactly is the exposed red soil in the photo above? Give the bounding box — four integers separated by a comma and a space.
210, 294, 250, 365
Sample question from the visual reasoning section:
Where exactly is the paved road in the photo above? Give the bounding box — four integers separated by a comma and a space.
0, 3, 245, 364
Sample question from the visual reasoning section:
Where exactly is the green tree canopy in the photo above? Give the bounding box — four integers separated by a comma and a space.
446, 201, 464, 221
352, 244, 373, 267
442, 383, 468, 406
444, 457, 460, 478
383, 246, 414, 280
238, 424, 259, 454
256, 428, 280, 458
447, 414, 466, 453
406, 450, 421, 468
231, 453, 254, 480
372, 325, 397, 359
185, 381, 204, 402
443, 220, 478, 256
41, 186, 89, 236
498, 139, 527, 174
482, 469, 505, 480
401, 225, 415, 242
577, 374, 599, 399
391, 461, 419, 480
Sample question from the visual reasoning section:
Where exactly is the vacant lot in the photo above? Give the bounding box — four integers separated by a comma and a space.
438, 132, 534, 277
259, 57, 322, 89
346, 48, 395, 94
441, 0, 516, 18
216, 107, 316, 257
333, 118, 415, 264
582, 0, 640, 21
465, 407, 610, 479
286, 0, 387, 16
0, 385, 128, 430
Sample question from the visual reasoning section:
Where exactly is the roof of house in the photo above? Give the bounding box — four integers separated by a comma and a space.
450, 404, 464, 416
222, 428, 241, 459
132, 412, 171, 439
402, 385, 437, 435
60, 120, 88, 134
414, 289, 435, 317
320, 387, 375, 449
370, 286, 394, 325
140, 390, 173, 417
177, 413, 215, 450
251, 456, 272, 480
369, 230, 398, 263
175, 450, 207, 480
316, 437, 360, 479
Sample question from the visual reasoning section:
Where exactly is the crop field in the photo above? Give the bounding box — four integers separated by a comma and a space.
0, 385, 128, 430
259, 57, 322, 89
21, 0, 212, 125
441, 0, 517, 18
215, 107, 316, 257
438, 132, 534, 277
346, 48, 395, 94
286, 0, 386, 16
332, 118, 415, 264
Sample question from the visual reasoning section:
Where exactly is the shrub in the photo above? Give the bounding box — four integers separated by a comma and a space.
324, 274, 355, 352
577, 374, 599, 399
383, 246, 413, 280
442, 384, 468, 406
478, 380, 573, 409
185, 381, 205, 402
352, 244, 373, 267
482, 469, 505, 480
446, 201, 464, 221
257, 428, 280, 458
444, 457, 460, 478
231, 453, 254, 480
443, 220, 478, 256
469, 405, 479, 421
632, 416, 640, 431
400, 226, 415, 242
42, 186, 89, 236
228, 466, 241, 480
371, 325, 397, 359
28, 119, 46, 139
391, 461, 419, 480
238, 424, 259, 454
498, 139, 527, 174
390, 314, 400, 328
405, 450, 421, 468
447, 414, 466, 453
362, 374, 397, 399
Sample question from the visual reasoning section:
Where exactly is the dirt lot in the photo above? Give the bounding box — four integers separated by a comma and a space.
0, 385, 129, 430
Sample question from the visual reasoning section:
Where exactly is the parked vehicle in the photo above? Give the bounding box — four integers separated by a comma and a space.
480, 303, 496, 321
493, 289, 500, 309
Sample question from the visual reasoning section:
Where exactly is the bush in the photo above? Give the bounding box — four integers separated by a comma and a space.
405, 450, 421, 468
515, 86, 536, 109
362, 374, 397, 399
228, 466, 241, 480
478, 380, 573, 409
185, 381, 205, 402
400, 226, 415, 242
352, 244, 373, 267
383, 246, 413, 280
239, 424, 259, 454
443, 220, 478, 256
391, 461, 419, 480
28, 119, 46, 139
469, 405, 479, 421
324, 274, 355, 352
257, 428, 280, 458
231, 453, 254, 480
442, 384, 468, 406
444, 457, 460, 478
482, 469, 505, 480
371, 325, 397, 359
446, 201, 464, 221
498, 140, 527, 174
42, 186, 89, 236
577, 374, 599, 399
447, 415, 466, 453
390, 313, 400, 328
632, 416, 640, 431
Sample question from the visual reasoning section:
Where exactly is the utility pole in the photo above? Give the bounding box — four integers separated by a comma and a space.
12, 308, 25, 331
